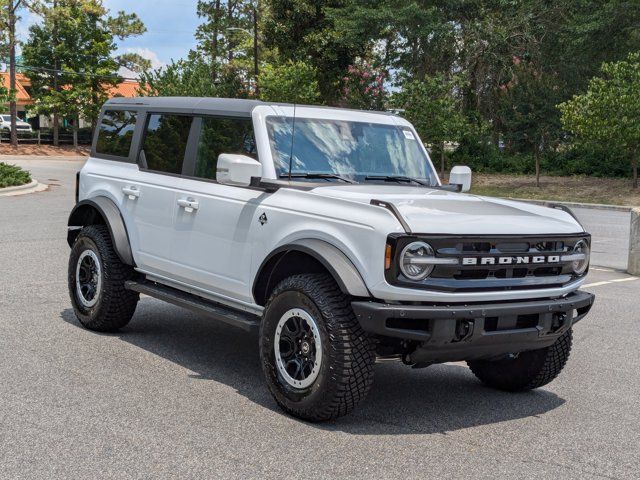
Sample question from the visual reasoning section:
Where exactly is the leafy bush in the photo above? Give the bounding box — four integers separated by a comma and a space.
449, 140, 633, 178
0, 163, 32, 188
340, 61, 388, 110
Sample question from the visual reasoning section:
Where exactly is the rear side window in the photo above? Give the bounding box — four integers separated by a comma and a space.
193, 117, 257, 180
95, 110, 137, 158
142, 114, 193, 174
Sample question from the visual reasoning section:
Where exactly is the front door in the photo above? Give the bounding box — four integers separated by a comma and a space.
167, 115, 265, 306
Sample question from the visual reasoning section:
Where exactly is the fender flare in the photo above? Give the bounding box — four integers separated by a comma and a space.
253, 238, 370, 303
67, 197, 134, 266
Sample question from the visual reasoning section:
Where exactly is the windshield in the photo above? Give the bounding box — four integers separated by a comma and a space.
266, 117, 438, 185
1, 115, 11, 122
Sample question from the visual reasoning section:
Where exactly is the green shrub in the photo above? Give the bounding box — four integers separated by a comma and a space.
0, 163, 32, 188
448, 141, 632, 178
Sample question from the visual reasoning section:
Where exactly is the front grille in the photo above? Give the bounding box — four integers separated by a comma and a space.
387, 234, 589, 292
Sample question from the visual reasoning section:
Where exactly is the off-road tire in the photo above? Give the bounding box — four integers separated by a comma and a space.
68, 225, 139, 332
467, 329, 573, 391
260, 274, 376, 422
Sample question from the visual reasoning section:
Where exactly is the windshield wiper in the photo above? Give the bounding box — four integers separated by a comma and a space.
364, 175, 430, 186
280, 172, 355, 184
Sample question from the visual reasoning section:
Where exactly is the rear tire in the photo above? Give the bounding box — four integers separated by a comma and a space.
259, 274, 376, 421
68, 225, 139, 332
467, 329, 573, 391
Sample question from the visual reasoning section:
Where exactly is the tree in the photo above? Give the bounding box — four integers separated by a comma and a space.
22, 0, 146, 145
394, 75, 469, 177
498, 60, 563, 186
195, 1, 256, 82
0, 0, 35, 147
139, 51, 251, 99
265, 0, 372, 104
559, 52, 640, 188
259, 60, 320, 103
340, 60, 387, 110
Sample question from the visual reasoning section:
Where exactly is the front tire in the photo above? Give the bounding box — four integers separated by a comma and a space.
68, 225, 139, 332
467, 329, 573, 391
259, 274, 376, 421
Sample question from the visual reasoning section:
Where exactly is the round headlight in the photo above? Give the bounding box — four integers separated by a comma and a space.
400, 241, 436, 280
572, 239, 590, 275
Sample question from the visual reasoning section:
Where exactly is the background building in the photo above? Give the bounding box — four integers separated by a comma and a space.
0, 72, 141, 130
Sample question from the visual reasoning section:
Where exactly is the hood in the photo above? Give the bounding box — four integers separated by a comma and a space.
309, 184, 584, 235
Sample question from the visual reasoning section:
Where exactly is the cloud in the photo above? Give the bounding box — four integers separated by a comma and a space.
117, 47, 166, 78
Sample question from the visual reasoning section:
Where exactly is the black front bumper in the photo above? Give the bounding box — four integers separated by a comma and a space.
351, 291, 594, 362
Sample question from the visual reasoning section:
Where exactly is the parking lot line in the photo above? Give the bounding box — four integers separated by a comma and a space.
583, 277, 638, 288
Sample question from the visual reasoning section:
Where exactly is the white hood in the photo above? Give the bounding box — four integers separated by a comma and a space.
310, 185, 584, 235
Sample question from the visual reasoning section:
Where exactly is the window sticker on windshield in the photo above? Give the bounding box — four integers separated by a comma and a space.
402, 130, 415, 140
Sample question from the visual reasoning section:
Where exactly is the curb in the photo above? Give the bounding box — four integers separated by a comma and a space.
504, 197, 634, 212
0, 179, 47, 196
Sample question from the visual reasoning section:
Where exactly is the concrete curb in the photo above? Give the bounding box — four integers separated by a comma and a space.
0, 179, 47, 196
504, 197, 634, 212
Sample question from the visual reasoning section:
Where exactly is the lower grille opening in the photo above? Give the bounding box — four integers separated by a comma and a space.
386, 317, 430, 332
516, 314, 539, 329
484, 314, 539, 332
484, 317, 499, 331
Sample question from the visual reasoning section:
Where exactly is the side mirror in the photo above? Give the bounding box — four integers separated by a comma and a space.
449, 165, 472, 193
216, 153, 262, 186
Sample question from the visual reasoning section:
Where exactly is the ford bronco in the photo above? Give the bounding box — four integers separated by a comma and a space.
67, 97, 594, 421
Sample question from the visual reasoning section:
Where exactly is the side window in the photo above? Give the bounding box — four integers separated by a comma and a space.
193, 116, 257, 180
95, 110, 137, 158
142, 114, 193, 174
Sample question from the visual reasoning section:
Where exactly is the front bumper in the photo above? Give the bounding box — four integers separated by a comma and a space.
351, 290, 594, 362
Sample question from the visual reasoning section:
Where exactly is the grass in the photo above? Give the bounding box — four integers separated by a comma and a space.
0, 162, 32, 189
469, 174, 640, 206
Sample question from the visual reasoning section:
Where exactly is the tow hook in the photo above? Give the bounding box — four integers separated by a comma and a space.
551, 312, 567, 333
453, 319, 474, 342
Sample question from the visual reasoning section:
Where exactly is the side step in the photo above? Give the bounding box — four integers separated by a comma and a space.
125, 280, 260, 333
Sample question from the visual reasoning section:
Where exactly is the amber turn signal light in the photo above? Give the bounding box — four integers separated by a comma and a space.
385, 244, 392, 270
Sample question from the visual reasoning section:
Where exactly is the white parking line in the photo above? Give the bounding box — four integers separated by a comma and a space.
583, 277, 638, 288
590, 267, 616, 272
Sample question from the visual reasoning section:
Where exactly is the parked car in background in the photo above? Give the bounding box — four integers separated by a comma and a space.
0, 115, 33, 134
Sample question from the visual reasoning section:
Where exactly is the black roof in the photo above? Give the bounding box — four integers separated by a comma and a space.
103, 96, 396, 118
104, 96, 265, 117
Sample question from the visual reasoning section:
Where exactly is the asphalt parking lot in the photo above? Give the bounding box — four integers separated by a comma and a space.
1, 156, 639, 479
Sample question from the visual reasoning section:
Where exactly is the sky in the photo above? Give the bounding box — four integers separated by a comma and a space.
12, 0, 203, 77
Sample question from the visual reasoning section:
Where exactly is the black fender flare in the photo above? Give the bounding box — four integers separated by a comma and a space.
253, 238, 370, 304
67, 197, 134, 266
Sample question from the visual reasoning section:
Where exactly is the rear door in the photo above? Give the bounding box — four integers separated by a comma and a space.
122, 112, 195, 278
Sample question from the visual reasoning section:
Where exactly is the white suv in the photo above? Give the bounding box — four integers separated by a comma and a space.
67, 97, 594, 421
0, 114, 33, 133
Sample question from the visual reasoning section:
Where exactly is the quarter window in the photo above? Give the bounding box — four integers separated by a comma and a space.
193, 117, 257, 180
95, 110, 137, 158
142, 114, 193, 174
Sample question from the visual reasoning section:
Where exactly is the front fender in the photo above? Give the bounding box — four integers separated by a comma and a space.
253, 238, 371, 303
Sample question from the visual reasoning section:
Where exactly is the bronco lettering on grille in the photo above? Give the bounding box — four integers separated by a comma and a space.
461, 255, 561, 266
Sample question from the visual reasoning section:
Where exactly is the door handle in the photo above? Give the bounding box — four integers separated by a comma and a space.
122, 186, 140, 199
177, 197, 199, 213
